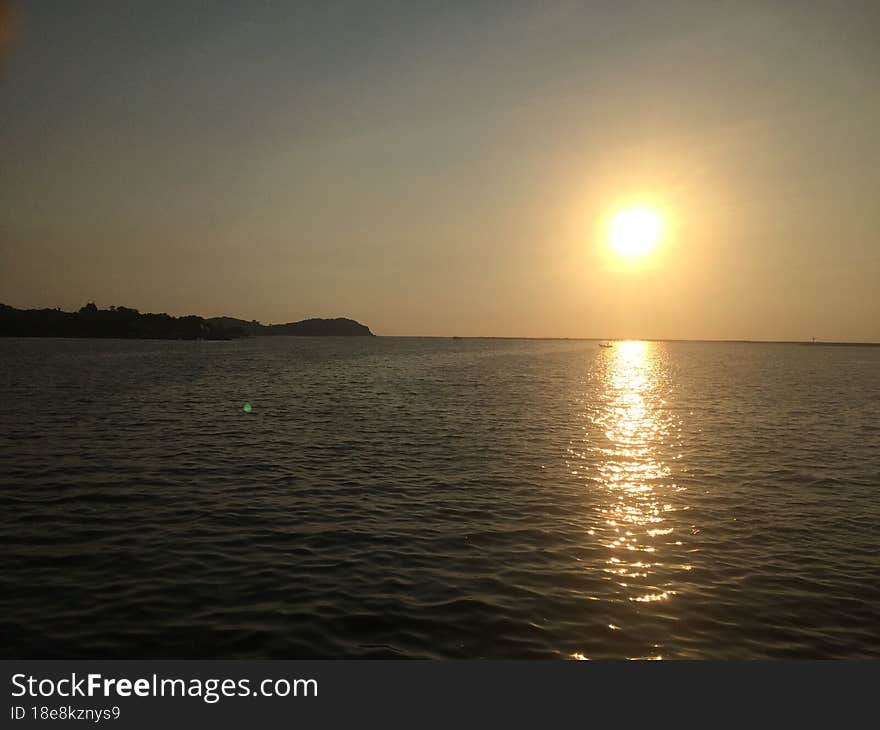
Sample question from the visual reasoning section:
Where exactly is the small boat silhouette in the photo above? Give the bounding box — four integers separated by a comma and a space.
599, 343, 613, 348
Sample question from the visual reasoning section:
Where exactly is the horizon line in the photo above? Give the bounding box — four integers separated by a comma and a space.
3, 302, 878, 346
377, 335, 880, 347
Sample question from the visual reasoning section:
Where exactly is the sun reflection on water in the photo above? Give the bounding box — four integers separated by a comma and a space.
597, 341, 686, 600
569, 340, 690, 657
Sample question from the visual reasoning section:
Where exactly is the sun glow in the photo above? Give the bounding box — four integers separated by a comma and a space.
609, 208, 662, 258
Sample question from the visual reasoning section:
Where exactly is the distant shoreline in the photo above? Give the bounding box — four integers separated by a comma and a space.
2, 303, 876, 345
0, 303, 374, 339
5, 334, 876, 347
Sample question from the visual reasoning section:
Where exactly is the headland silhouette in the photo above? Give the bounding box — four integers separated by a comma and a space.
0, 303, 374, 339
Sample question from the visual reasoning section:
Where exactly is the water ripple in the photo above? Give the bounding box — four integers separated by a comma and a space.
1, 337, 879, 658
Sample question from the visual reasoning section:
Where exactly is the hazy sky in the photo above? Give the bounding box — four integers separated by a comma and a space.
2, 1, 878, 339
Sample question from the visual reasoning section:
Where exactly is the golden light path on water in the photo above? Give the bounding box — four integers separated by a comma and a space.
571, 340, 690, 660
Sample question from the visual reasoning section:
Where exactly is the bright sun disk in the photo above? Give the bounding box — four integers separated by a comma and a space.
609, 208, 662, 258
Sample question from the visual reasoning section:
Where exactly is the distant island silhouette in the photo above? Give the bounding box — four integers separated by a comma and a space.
0, 303, 374, 339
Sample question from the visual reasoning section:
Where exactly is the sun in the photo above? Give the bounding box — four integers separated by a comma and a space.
609, 208, 662, 258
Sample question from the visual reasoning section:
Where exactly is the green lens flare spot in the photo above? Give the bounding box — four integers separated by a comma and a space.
243, 402, 252, 413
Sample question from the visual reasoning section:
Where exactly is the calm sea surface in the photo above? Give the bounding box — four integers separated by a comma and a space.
1, 337, 879, 659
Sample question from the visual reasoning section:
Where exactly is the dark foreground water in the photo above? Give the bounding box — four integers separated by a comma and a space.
1, 337, 879, 659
